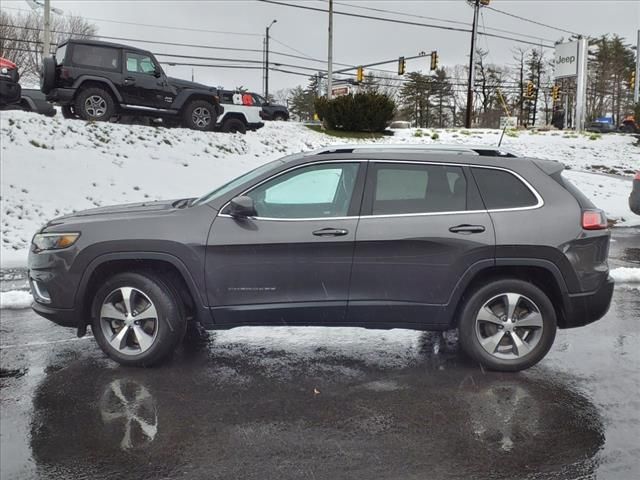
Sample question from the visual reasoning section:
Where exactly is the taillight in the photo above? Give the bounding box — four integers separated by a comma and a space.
634, 172, 640, 181
582, 209, 607, 230
61, 67, 70, 79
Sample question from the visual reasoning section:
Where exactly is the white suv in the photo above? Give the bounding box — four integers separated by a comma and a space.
216, 90, 264, 134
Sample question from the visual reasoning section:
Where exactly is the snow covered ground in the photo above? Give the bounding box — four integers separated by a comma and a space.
1, 110, 639, 268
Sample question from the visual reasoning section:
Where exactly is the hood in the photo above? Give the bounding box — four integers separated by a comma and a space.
167, 77, 216, 92
44, 198, 193, 229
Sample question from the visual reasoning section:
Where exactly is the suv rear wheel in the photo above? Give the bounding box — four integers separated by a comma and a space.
75, 87, 116, 122
458, 279, 557, 372
91, 272, 186, 367
182, 100, 215, 131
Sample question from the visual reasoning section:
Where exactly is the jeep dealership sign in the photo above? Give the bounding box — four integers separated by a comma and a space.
554, 41, 579, 78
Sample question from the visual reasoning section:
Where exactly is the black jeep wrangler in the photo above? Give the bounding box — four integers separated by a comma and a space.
41, 39, 223, 131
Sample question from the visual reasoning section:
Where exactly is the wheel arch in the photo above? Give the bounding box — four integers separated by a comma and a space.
174, 92, 219, 113
72, 76, 123, 102
76, 252, 207, 333
219, 112, 248, 125
20, 96, 36, 111
446, 259, 570, 329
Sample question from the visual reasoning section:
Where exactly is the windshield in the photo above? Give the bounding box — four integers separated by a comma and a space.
192, 158, 285, 206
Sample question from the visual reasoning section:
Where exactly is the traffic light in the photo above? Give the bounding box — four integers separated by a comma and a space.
430, 51, 439, 71
552, 85, 560, 102
356, 66, 364, 83
631, 71, 636, 90
480, 0, 491, 5
526, 82, 534, 98
398, 56, 406, 75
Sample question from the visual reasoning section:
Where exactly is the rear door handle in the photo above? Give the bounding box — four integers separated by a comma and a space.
312, 228, 349, 237
124, 77, 136, 85
449, 224, 486, 234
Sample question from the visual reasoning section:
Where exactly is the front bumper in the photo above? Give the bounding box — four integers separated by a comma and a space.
31, 300, 79, 328
0, 79, 21, 106
562, 276, 614, 328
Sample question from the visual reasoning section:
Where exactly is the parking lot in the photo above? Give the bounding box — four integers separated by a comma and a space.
0, 228, 637, 480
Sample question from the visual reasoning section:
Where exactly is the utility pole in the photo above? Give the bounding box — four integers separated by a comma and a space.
264, 19, 277, 101
574, 36, 588, 131
43, 0, 51, 57
465, 0, 481, 128
635, 29, 640, 104
327, 0, 334, 99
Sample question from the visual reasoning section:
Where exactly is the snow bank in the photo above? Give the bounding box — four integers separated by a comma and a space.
1, 110, 639, 267
611, 267, 640, 291
0, 290, 32, 310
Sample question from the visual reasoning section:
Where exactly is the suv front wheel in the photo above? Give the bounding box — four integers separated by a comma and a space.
182, 100, 215, 131
91, 272, 186, 367
458, 279, 557, 372
75, 87, 116, 122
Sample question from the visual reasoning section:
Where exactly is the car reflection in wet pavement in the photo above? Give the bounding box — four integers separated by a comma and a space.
1, 228, 638, 480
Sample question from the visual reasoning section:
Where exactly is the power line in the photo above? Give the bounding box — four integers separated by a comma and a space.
258, 0, 555, 49
333, 0, 557, 44
0, 5, 263, 37
486, 6, 581, 37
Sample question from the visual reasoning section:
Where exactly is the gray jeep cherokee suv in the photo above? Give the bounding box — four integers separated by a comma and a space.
28, 145, 614, 371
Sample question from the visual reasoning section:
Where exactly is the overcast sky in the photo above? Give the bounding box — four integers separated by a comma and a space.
4, 0, 640, 95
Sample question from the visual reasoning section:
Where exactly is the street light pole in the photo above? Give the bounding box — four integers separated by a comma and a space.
264, 19, 277, 101
465, 0, 480, 128
327, 0, 333, 99
635, 29, 640, 104
43, 0, 51, 57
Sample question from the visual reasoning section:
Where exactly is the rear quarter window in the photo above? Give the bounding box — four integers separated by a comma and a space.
471, 167, 538, 209
71, 44, 120, 71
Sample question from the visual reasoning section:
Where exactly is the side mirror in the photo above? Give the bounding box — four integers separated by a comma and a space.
228, 196, 257, 218
153, 69, 162, 78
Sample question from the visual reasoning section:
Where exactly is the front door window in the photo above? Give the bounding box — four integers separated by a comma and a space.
245, 163, 359, 219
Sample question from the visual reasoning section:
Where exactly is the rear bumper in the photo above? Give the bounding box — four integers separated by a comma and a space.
46, 87, 75, 104
562, 276, 614, 328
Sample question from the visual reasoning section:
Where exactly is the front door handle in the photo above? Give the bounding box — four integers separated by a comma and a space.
449, 224, 486, 234
312, 228, 349, 237
124, 77, 136, 85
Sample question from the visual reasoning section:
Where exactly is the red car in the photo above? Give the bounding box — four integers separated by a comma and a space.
0, 57, 21, 107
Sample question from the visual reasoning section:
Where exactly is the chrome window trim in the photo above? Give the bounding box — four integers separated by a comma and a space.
217, 159, 544, 222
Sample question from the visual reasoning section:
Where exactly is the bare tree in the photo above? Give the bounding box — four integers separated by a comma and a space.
0, 10, 97, 82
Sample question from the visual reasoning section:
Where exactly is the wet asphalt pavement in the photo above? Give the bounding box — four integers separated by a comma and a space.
1, 229, 639, 480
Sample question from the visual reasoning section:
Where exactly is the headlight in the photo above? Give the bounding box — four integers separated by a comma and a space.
32, 233, 80, 253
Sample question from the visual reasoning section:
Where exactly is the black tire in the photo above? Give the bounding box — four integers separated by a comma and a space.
40, 56, 56, 94
457, 279, 557, 372
272, 113, 287, 121
182, 100, 215, 131
91, 272, 187, 367
61, 105, 76, 119
221, 117, 247, 134
75, 87, 116, 122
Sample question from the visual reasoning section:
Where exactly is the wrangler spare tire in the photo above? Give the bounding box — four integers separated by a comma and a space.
40, 57, 56, 94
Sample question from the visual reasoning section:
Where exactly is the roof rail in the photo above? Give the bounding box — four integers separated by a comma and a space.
310, 144, 516, 157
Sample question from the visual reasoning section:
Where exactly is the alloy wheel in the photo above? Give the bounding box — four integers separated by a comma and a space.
99, 287, 159, 356
474, 293, 544, 360
84, 95, 107, 117
192, 106, 211, 128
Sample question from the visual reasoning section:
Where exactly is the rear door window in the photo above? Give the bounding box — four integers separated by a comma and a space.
367, 163, 467, 215
71, 44, 120, 71
471, 167, 538, 209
